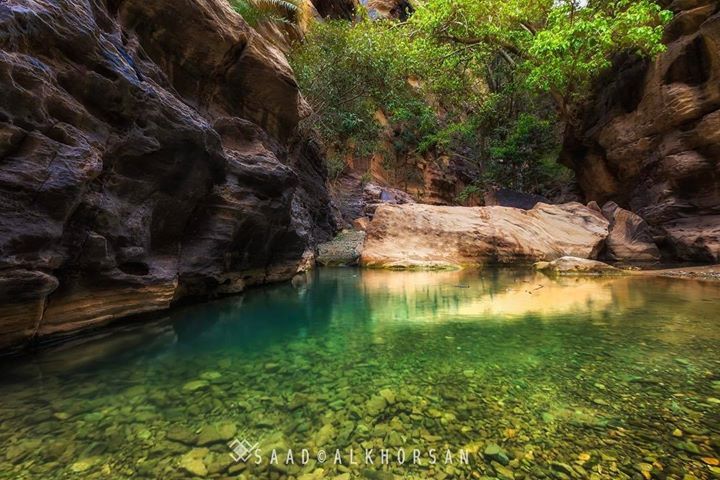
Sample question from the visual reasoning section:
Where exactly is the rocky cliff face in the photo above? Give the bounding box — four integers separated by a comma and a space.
561, 0, 720, 262
0, 0, 335, 352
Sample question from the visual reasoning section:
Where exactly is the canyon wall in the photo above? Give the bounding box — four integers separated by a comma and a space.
0, 0, 335, 352
561, 0, 720, 262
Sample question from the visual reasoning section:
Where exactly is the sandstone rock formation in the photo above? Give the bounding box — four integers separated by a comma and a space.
352, 217, 371, 231
329, 173, 417, 227
601, 202, 661, 262
534, 257, 622, 275
0, 0, 335, 352
360, 203, 609, 269
343, 124, 480, 207
363, 182, 416, 218
316, 230, 366, 266
561, 1, 720, 262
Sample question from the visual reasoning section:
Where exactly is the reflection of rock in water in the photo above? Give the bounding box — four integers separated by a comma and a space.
356, 269, 644, 322
171, 298, 244, 345
170, 273, 338, 350
0, 321, 176, 381
353, 268, 720, 349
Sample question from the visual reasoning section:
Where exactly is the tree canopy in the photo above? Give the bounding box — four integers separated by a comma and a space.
411, 0, 672, 115
284, 0, 672, 195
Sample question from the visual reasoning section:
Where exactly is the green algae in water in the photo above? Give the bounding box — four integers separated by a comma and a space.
1, 268, 719, 479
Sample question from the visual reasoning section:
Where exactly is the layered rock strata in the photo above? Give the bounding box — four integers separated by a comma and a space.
601, 201, 661, 262
361, 203, 609, 269
0, 0, 335, 352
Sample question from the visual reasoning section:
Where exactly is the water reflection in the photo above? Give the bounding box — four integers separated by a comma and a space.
0, 269, 718, 480
356, 269, 624, 321
347, 268, 720, 326
6, 269, 720, 375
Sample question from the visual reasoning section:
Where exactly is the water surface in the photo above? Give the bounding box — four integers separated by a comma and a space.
1, 268, 719, 479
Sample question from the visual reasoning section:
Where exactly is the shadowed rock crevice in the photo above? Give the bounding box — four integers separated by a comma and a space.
664, 34, 712, 86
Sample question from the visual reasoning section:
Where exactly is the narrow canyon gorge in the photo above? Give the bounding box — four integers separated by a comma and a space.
0, 0, 718, 353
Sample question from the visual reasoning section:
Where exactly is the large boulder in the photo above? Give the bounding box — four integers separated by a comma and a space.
316, 230, 366, 267
560, 1, 720, 262
363, 182, 416, 218
601, 202, 661, 262
0, 0, 335, 352
534, 257, 623, 275
360, 203, 609, 269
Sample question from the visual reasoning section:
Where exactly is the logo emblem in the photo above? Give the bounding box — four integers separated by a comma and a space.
229, 438, 259, 463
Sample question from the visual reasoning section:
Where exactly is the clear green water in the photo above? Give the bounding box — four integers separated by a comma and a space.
1, 268, 719, 480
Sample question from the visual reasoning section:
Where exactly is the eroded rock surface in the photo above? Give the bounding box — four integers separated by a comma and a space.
329, 174, 417, 227
561, 1, 720, 261
363, 182, 416, 218
535, 257, 622, 276
360, 203, 609, 269
601, 202, 661, 262
0, 0, 335, 352
316, 230, 366, 267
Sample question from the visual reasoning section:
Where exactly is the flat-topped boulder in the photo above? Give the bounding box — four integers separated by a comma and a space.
360, 202, 610, 269
534, 257, 623, 275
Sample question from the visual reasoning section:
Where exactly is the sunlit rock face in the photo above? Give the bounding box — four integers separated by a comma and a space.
561, 1, 720, 261
360, 203, 609, 269
0, 0, 335, 352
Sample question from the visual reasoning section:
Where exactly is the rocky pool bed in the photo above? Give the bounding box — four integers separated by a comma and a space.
0, 268, 719, 480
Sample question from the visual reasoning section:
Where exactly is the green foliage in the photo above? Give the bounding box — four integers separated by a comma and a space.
290, 20, 397, 155
325, 153, 346, 180
417, 120, 478, 155
290, 0, 672, 198
484, 113, 563, 192
525, 0, 671, 107
456, 184, 482, 204
290, 18, 468, 179
360, 171, 373, 185
411, 0, 672, 113
229, 0, 301, 27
